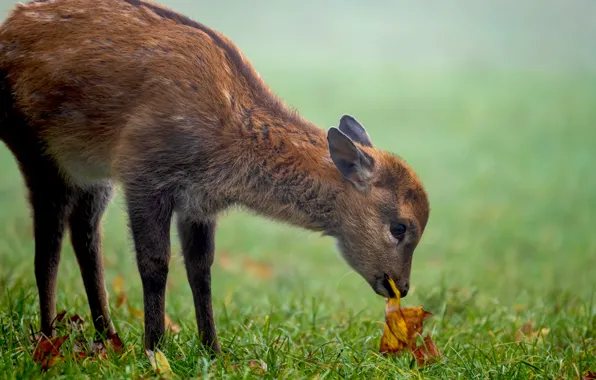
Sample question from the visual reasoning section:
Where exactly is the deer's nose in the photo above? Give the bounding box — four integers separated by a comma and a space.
399, 281, 410, 297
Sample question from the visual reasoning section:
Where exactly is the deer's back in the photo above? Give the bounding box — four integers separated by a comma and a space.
0, 0, 246, 184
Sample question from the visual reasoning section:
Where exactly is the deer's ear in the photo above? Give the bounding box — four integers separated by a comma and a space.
327, 127, 374, 191
338, 114, 373, 147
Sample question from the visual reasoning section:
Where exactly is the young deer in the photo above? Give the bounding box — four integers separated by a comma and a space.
0, 0, 430, 353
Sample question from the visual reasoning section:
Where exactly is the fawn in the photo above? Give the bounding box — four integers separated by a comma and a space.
0, 0, 430, 353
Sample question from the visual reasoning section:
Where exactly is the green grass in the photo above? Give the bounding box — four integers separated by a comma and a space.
1, 1, 596, 378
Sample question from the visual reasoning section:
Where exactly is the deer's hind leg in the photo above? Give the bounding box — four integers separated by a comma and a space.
7, 137, 76, 338
1, 75, 74, 337
69, 183, 116, 338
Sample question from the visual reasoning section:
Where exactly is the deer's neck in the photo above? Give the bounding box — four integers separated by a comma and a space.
230, 107, 344, 232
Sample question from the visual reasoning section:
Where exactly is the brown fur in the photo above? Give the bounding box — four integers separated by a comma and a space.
0, 0, 430, 353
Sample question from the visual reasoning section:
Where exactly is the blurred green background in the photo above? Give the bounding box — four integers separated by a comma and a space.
0, 0, 594, 378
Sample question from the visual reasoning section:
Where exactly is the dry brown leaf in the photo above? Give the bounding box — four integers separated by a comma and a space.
244, 258, 273, 279
112, 275, 128, 308
127, 304, 145, 319
65, 314, 85, 325
55, 310, 85, 329
33, 335, 69, 370
165, 314, 181, 334
583, 371, 596, 380
126, 305, 179, 334
217, 252, 273, 279
218, 252, 234, 272
90, 332, 124, 358
55, 310, 67, 324
115, 292, 127, 308
107, 332, 124, 354
411, 334, 442, 366
515, 322, 549, 343
112, 274, 125, 294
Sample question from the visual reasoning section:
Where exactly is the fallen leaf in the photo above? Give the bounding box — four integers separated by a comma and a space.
90, 332, 124, 358
218, 252, 234, 272
116, 292, 127, 308
127, 304, 144, 319
583, 371, 596, 380
112, 274, 180, 335
55, 310, 67, 324
65, 314, 85, 325
217, 252, 273, 279
112, 275, 128, 308
249, 359, 267, 375
379, 279, 432, 355
107, 332, 124, 353
515, 322, 549, 343
244, 258, 273, 279
125, 305, 179, 334
112, 274, 125, 294
165, 314, 181, 334
411, 334, 442, 366
33, 335, 68, 370
146, 349, 173, 378
73, 339, 87, 360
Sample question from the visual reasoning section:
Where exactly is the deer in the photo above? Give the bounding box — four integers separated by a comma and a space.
0, 0, 430, 354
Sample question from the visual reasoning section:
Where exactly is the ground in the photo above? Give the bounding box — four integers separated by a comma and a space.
0, 1, 595, 379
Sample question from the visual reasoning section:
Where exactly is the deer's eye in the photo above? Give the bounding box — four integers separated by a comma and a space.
390, 223, 407, 239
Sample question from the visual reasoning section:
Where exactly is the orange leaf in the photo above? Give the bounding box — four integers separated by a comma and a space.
379, 279, 433, 356
112, 275, 128, 308
33, 335, 68, 370
128, 304, 144, 319
112, 275, 125, 294
244, 258, 273, 279
515, 321, 549, 343
218, 252, 234, 272
411, 335, 442, 366
115, 292, 127, 308
165, 314, 181, 334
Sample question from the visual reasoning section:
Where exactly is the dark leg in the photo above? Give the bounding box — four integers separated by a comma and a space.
176, 216, 220, 353
19, 159, 75, 337
1, 75, 73, 337
125, 188, 173, 350
32, 182, 73, 337
69, 183, 116, 337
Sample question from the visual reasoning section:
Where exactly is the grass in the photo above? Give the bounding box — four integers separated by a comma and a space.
1, 1, 596, 379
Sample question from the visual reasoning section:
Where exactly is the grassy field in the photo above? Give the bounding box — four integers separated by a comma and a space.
1, 1, 595, 379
